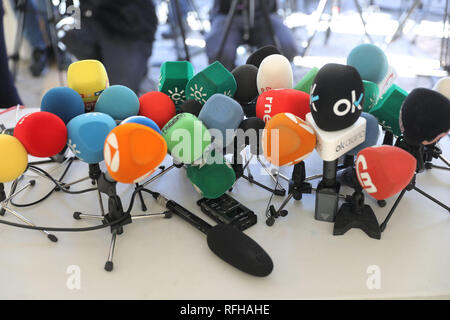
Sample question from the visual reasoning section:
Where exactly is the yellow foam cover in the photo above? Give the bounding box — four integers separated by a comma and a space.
67, 60, 109, 111
0, 135, 28, 183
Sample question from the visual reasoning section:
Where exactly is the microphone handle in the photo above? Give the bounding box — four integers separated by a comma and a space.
165, 200, 212, 235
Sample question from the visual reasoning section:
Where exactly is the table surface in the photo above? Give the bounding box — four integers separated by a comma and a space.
1, 107, 449, 300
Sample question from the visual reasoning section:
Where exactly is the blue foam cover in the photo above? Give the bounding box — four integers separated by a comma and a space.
121, 115, 161, 134
198, 94, 244, 147
346, 112, 380, 156
41, 87, 85, 124
94, 85, 140, 120
67, 112, 116, 163
347, 44, 388, 84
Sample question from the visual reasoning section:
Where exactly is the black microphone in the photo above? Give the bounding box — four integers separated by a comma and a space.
180, 99, 203, 117
246, 45, 281, 68
232, 64, 259, 104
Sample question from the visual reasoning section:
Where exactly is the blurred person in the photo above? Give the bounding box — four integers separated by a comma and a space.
62, 0, 158, 94
205, 0, 299, 70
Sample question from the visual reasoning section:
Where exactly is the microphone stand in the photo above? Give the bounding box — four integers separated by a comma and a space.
423, 143, 450, 171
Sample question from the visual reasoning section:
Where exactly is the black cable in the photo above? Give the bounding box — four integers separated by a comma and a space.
264, 175, 281, 219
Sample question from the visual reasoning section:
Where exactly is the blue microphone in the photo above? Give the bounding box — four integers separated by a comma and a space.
67, 112, 116, 163
121, 116, 162, 134
94, 85, 140, 120
41, 87, 85, 124
347, 44, 388, 84
346, 112, 380, 156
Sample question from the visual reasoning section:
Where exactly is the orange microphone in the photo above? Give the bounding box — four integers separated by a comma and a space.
262, 113, 316, 167
104, 123, 167, 184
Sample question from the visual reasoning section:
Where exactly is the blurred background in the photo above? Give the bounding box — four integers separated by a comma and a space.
2, 0, 449, 108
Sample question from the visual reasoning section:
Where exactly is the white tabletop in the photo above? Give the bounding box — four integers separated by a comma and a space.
1, 107, 449, 300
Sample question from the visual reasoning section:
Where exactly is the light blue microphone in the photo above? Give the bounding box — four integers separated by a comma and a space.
41, 87, 85, 124
346, 112, 380, 156
121, 115, 162, 134
67, 112, 116, 163
94, 85, 140, 120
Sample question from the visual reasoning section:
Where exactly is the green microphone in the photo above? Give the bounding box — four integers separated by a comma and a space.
185, 61, 237, 105
161, 113, 211, 164
362, 80, 380, 112
186, 154, 236, 199
369, 84, 408, 136
159, 61, 194, 112
293, 67, 318, 94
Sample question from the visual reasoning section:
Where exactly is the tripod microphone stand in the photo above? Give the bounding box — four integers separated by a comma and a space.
423, 143, 450, 171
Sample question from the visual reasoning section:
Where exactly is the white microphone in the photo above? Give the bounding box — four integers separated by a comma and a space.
256, 54, 293, 94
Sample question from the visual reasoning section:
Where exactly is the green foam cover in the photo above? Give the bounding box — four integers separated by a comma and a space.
159, 61, 194, 111
161, 113, 211, 164
186, 157, 236, 199
369, 84, 407, 136
185, 61, 237, 105
362, 80, 380, 112
293, 67, 318, 93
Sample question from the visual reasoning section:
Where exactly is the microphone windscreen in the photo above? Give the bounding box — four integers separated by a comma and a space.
159, 61, 194, 111
0, 134, 28, 183
433, 76, 450, 99
246, 45, 281, 68
67, 59, 109, 112
161, 113, 211, 164
257, 54, 293, 94
362, 80, 379, 112
236, 117, 265, 154
186, 157, 236, 199
347, 43, 388, 84
263, 113, 316, 166
180, 99, 203, 117
378, 65, 397, 96
198, 94, 244, 148
121, 116, 161, 134
139, 91, 176, 129
14, 111, 67, 157
356, 146, 416, 200
185, 61, 237, 104
346, 112, 380, 156
95, 85, 140, 120
369, 84, 407, 136
241, 98, 257, 118
104, 123, 167, 184
40, 87, 85, 124
256, 89, 310, 122
310, 63, 364, 131
293, 67, 318, 94
231, 64, 259, 103
67, 112, 116, 163
400, 88, 450, 145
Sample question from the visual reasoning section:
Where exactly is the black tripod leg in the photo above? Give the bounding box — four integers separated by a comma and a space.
259, 0, 282, 51
380, 188, 407, 232
104, 230, 117, 272
216, 0, 239, 62
413, 186, 450, 212
135, 183, 147, 212
45, 0, 64, 85
173, 0, 190, 61
11, 1, 26, 81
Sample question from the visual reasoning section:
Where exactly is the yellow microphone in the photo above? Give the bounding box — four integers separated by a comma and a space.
0, 134, 28, 183
67, 59, 109, 112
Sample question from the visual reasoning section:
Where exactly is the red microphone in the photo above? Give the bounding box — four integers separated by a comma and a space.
139, 91, 176, 129
14, 111, 67, 157
356, 146, 416, 200
256, 89, 310, 123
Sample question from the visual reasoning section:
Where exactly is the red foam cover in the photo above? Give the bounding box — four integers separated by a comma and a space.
14, 111, 67, 157
356, 146, 416, 200
139, 91, 176, 129
256, 89, 310, 122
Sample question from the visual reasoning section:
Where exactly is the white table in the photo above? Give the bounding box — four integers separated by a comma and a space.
1, 107, 449, 299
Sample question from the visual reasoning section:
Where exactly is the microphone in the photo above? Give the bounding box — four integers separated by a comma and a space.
369, 84, 408, 137
104, 123, 167, 184
40, 87, 85, 124
14, 111, 68, 158
257, 54, 293, 94
362, 80, 379, 112
0, 134, 28, 183
185, 61, 237, 104
246, 45, 281, 68
263, 113, 316, 167
400, 88, 450, 146
236, 117, 265, 155
347, 43, 388, 84
231, 64, 259, 104
198, 94, 244, 148
293, 67, 319, 94
356, 145, 416, 200
121, 116, 161, 134
310, 63, 364, 131
67, 112, 116, 164
139, 91, 176, 129
378, 65, 397, 96
159, 61, 194, 111
179, 99, 203, 117
67, 59, 109, 112
256, 88, 310, 123
346, 113, 380, 156
433, 76, 450, 99
161, 113, 211, 165
95, 85, 140, 121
